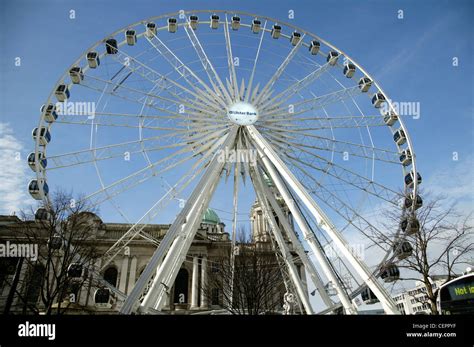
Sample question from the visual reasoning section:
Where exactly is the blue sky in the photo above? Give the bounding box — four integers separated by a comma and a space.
0, 0, 472, 313
0, 0, 472, 233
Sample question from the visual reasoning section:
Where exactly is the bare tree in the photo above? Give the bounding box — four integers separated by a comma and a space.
203, 228, 285, 314
374, 194, 473, 314
1, 190, 102, 314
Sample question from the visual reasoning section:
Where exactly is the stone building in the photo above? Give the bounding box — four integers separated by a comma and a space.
0, 201, 307, 315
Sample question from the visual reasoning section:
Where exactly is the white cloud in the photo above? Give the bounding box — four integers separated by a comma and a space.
0, 123, 30, 214
425, 155, 474, 215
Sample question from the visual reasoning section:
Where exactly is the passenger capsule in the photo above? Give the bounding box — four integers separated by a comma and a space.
290, 31, 301, 46
28, 152, 47, 171
95, 288, 112, 307
125, 29, 137, 45
399, 149, 412, 166
371, 92, 386, 108
309, 40, 320, 55
105, 39, 118, 54
404, 193, 423, 210
358, 77, 372, 92
32, 127, 51, 146
327, 51, 339, 65
231, 15, 240, 30
67, 263, 88, 279
343, 62, 356, 78
271, 24, 281, 38
400, 217, 420, 235
34, 207, 50, 221
405, 171, 422, 188
167, 18, 177, 33
40, 104, 58, 123
380, 264, 400, 283
28, 179, 49, 200
393, 240, 413, 260
393, 128, 406, 145
210, 14, 219, 29
87, 51, 100, 68
146, 22, 157, 38
69, 66, 83, 84
382, 110, 398, 126
251, 18, 261, 33
189, 15, 199, 30
55, 84, 70, 102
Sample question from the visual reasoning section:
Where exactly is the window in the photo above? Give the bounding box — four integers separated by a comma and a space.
25, 264, 45, 305
211, 288, 219, 305
211, 262, 219, 273
103, 266, 118, 287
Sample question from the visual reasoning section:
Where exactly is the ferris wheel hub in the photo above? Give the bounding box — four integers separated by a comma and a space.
226, 101, 259, 125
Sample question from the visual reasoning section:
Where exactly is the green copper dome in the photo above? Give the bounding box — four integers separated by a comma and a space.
202, 208, 221, 225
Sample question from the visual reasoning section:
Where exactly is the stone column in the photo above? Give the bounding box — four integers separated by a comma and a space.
127, 257, 137, 295
200, 256, 208, 309
190, 256, 199, 309
118, 256, 129, 293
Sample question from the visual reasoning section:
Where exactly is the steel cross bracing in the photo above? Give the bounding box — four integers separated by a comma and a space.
253, 160, 337, 311
246, 125, 399, 314
253, 141, 356, 314
249, 163, 313, 314
183, 19, 233, 104
120, 127, 238, 314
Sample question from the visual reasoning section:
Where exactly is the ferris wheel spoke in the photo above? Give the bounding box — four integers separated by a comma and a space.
58, 110, 228, 124
145, 32, 227, 109
244, 20, 267, 103
83, 130, 230, 207
258, 115, 385, 129
261, 130, 391, 164
285, 157, 392, 247
46, 126, 227, 170
263, 127, 399, 164
253, 33, 305, 105
183, 21, 233, 104
100, 159, 211, 270
223, 14, 241, 101
108, 45, 222, 111
274, 146, 402, 205
257, 62, 331, 112
107, 50, 225, 115
259, 85, 362, 119
80, 73, 221, 118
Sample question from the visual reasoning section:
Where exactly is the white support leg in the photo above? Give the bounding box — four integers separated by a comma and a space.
251, 165, 314, 314
247, 125, 399, 314
256, 166, 337, 311
121, 128, 238, 314
257, 151, 357, 314
152, 167, 223, 311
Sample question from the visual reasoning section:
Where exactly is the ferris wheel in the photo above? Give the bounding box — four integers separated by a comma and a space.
29, 10, 422, 314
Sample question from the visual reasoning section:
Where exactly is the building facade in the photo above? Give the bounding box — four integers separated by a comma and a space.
0, 201, 307, 315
